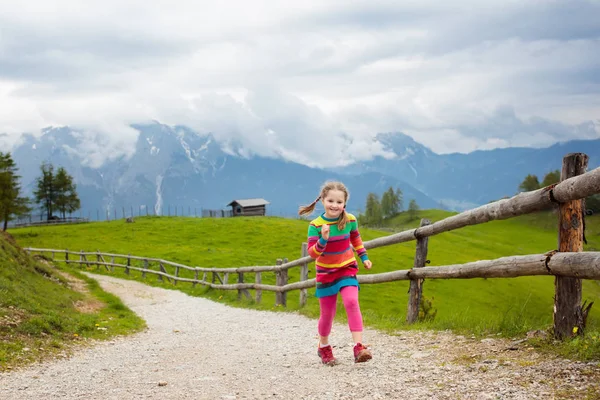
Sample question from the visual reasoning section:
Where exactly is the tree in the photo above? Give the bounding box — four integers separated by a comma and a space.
54, 167, 80, 219
518, 174, 540, 192
34, 162, 80, 220
34, 162, 56, 220
395, 188, 404, 212
407, 199, 420, 221
0, 152, 31, 231
364, 192, 382, 226
541, 170, 560, 187
381, 186, 403, 219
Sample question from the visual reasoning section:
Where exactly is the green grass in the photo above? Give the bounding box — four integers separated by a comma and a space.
9, 210, 600, 360
0, 232, 146, 371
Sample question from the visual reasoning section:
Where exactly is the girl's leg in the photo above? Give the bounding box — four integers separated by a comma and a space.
340, 286, 364, 343
318, 294, 338, 345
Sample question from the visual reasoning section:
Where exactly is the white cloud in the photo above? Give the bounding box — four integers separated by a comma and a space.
0, 0, 599, 165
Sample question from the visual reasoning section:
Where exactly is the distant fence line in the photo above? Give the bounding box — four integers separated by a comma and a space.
22, 154, 600, 340
9, 205, 295, 227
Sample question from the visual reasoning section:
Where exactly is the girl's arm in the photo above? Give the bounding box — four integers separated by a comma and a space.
350, 221, 369, 264
307, 224, 327, 259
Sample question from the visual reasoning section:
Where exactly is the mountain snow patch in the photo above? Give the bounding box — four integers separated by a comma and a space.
178, 138, 194, 163
408, 163, 418, 178
155, 174, 163, 215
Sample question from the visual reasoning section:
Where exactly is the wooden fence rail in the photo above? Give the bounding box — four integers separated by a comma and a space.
25, 248, 600, 289
23, 154, 600, 340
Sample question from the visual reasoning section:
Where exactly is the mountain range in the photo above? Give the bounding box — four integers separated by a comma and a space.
7, 123, 600, 219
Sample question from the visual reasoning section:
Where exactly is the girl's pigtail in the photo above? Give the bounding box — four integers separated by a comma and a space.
298, 196, 321, 216
337, 209, 349, 230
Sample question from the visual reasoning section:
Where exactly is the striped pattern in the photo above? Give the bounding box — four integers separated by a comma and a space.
306, 213, 369, 298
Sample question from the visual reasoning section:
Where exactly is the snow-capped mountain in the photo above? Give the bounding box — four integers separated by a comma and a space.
338, 132, 600, 210
10, 123, 441, 217
9, 122, 600, 217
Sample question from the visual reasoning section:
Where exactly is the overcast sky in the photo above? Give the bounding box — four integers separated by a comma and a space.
1, 0, 599, 167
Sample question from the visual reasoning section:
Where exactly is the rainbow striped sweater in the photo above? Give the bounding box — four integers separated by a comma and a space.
307, 213, 369, 298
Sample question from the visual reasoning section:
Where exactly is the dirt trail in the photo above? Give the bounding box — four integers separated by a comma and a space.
1, 274, 599, 399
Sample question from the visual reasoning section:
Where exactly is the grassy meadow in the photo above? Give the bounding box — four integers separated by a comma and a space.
9, 209, 600, 360
0, 232, 146, 371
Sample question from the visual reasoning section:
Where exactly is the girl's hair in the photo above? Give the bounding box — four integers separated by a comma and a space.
298, 181, 350, 230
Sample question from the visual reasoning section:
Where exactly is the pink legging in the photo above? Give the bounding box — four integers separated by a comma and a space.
318, 285, 363, 336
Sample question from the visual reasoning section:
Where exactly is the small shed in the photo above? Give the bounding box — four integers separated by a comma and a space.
227, 198, 270, 217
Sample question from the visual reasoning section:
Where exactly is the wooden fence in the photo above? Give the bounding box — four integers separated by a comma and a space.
25, 153, 600, 340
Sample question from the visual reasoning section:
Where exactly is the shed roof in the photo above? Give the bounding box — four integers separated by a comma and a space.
227, 198, 270, 207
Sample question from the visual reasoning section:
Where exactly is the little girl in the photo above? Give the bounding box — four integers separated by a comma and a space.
298, 181, 373, 365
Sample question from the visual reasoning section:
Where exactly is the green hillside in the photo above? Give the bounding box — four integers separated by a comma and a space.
0, 232, 145, 371
9, 210, 600, 359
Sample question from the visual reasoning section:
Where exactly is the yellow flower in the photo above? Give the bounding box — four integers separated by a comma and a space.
73, 333, 79, 337
218, 295, 223, 300
95, 324, 100, 327
572, 327, 579, 334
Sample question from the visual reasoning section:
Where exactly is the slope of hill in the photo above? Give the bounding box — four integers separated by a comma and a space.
9, 212, 600, 348
0, 232, 145, 371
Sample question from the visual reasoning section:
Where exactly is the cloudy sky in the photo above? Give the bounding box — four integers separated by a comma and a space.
1, 0, 599, 167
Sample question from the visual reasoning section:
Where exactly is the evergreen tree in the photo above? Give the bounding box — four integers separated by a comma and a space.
34, 163, 81, 220
541, 170, 560, 187
34, 162, 56, 220
395, 188, 404, 212
0, 152, 31, 230
408, 199, 420, 221
381, 186, 403, 219
518, 174, 540, 192
364, 192, 382, 225
54, 167, 80, 219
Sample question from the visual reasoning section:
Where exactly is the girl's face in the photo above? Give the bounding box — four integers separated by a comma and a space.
322, 189, 346, 219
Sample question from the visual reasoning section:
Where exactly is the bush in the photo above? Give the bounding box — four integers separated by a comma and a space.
419, 296, 437, 322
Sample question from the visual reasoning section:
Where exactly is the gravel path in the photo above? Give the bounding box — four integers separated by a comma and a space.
1, 274, 599, 399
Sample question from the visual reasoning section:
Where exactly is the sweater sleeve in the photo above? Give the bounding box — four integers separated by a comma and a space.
307, 223, 327, 259
350, 220, 368, 263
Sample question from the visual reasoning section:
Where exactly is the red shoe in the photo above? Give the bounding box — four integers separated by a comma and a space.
317, 344, 337, 366
353, 343, 372, 363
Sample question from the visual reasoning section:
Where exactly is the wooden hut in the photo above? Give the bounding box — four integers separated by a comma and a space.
227, 198, 270, 217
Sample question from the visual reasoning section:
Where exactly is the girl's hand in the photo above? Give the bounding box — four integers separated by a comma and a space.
363, 260, 372, 270
321, 224, 330, 240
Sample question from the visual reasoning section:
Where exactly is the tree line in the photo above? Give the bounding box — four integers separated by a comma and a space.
518, 169, 600, 212
358, 186, 420, 226
0, 152, 81, 230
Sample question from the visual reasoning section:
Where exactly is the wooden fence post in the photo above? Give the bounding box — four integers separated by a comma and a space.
142, 259, 149, 279
275, 258, 289, 307
193, 268, 199, 287
82, 252, 90, 269
238, 273, 251, 300
110, 256, 115, 272
125, 254, 131, 275
65, 249, 69, 264
255, 272, 262, 304
96, 250, 101, 270
299, 243, 309, 307
554, 153, 593, 339
174, 266, 179, 285
407, 218, 431, 324
275, 259, 284, 306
